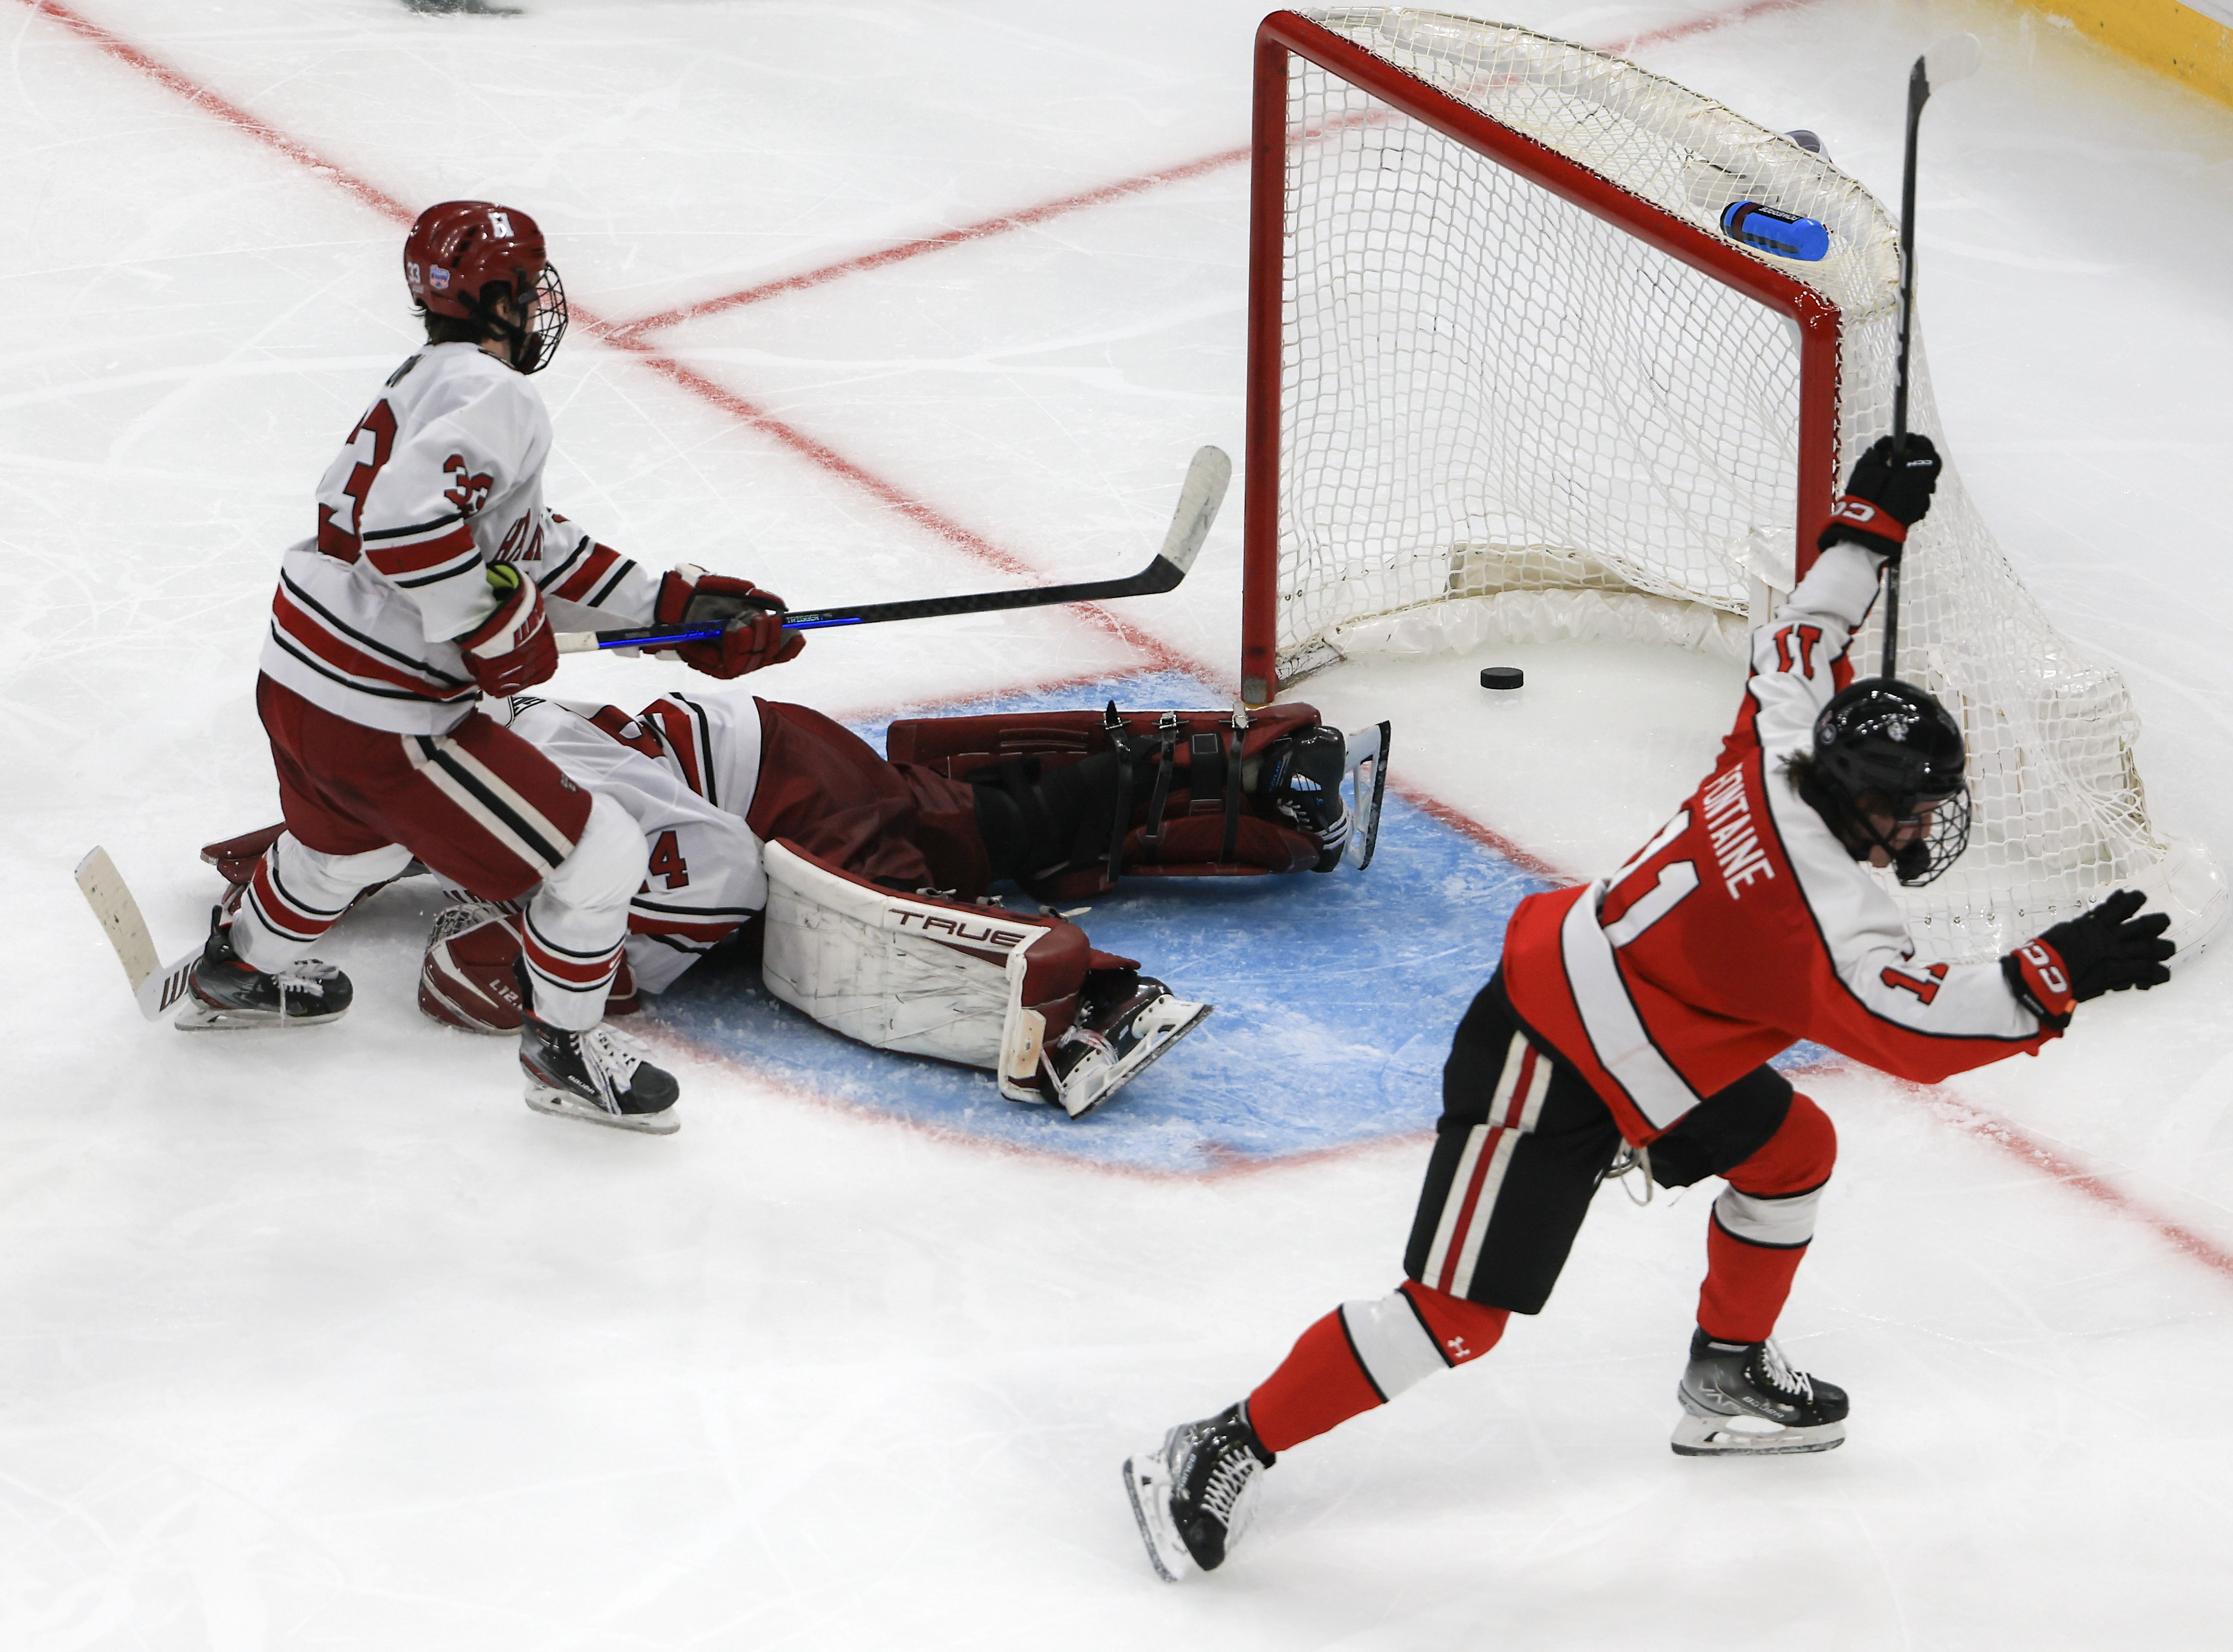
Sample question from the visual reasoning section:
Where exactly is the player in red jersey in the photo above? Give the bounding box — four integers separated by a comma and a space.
179, 200, 802, 1135
1121, 434, 2178, 1581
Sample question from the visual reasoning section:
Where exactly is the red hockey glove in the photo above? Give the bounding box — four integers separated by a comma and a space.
2000, 888, 2174, 1030
1818, 433, 1942, 561
653, 565, 806, 680
458, 563, 557, 696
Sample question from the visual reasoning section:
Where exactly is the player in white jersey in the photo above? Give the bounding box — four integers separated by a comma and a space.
182, 200, 802, 1136
202, 688, 1391, 1117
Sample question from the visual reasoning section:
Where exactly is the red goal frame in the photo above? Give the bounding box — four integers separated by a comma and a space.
1240, 9, 1843, 705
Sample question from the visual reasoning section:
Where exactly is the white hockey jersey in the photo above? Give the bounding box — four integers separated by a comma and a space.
260, 342, 664, 733
500, 692, 767, 993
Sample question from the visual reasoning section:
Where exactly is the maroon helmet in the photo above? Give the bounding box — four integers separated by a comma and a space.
402, 200, 568, 374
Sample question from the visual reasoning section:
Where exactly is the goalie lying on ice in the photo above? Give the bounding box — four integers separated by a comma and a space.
205, 690, 1390, 1121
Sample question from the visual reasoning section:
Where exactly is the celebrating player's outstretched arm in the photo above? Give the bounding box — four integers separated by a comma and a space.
1121, 430, 2175, 1583
185, 200, 806, 1137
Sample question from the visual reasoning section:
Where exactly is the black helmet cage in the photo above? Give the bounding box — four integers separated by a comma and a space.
1809, 679, 1973, 887
465, 261, 567, 375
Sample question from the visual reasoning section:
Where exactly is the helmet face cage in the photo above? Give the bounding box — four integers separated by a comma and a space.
1887, 782, 1971, 886
508, 260, 567, 374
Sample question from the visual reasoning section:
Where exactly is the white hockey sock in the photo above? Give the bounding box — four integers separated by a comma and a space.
232, 835, 415, 973
1338, 1289, 1450, 1402
520, 791, 646, 1032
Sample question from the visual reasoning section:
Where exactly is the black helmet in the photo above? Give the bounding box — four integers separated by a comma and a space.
1808, 679, 1971, 886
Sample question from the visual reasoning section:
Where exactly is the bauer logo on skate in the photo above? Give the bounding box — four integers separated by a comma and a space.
884, 909, 1030, 949
1700, 768, 1775, 897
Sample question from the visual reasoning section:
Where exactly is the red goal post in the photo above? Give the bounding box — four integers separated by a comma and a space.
1236, 6, 2224, 965
1241, 7, 1841, 706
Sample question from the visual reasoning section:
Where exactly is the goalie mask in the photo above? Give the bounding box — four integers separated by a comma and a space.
1807, 678, 1971, 886
403, 200, 569, 374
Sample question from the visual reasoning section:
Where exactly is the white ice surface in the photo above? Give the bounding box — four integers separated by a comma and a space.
5, 0, 2233, 1644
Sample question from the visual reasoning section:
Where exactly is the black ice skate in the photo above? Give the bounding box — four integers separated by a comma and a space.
1122, 1402, 1276, 1582
175, 909, 353, 1031
1040, 972, 1210, 1119
1671, 1328, 1848, 1456
1250, 720, 1391, 873
518, 1015, 680, 1135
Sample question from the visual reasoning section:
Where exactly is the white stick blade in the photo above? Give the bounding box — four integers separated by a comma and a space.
75, 847, 160, 991
136, 946, 204, 1022
1155, 445, 1232, 574
1925, 32, 1983, 87
553, 632, 599, 654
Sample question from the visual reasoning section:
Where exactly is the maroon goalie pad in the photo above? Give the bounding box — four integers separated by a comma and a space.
201, 824, 288, 888
884, 703, 1330, 896
418, 901, 639, 1034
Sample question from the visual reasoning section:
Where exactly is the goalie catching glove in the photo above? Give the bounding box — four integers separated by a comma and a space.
653, 565, 805, 680
2001, 888, 2175, 1031
1819, 433, 1942, 562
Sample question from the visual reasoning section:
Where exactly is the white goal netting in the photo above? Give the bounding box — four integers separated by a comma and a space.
1261, 6, 2222, 963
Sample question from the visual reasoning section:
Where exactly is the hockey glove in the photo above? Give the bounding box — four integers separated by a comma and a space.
1818, 433, 1942, 561
654, 565, 806, 680
2000, 888, 2174, 1030
459, 562, 558, 697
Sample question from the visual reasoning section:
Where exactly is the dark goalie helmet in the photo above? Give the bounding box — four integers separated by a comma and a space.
1809, 678, 1971, 886
403, 200, 568, 374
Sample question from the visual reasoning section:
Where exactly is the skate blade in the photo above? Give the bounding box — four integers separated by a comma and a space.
523, 1084, 680, 1136
1342, 720, 1392, 872
1670, 1407, 1846, 1457
1121, 1452, 1192, 1583
1053, 1001, 1211, 1118
173, 998, 346, 1031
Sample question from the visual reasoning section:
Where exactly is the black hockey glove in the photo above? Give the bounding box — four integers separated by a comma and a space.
2000, 888, 2175, 1031
1818, 433, 1942, 561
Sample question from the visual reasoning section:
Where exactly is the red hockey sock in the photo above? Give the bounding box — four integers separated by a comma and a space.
1694, 1092, 1834, 1344
1247, 1311, 1384, 1454
1245, 1285, 1510, 1454
1697, 1221, 1809, 1345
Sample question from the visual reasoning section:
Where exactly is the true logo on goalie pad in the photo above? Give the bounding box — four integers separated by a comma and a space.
887, 909, 1031, 950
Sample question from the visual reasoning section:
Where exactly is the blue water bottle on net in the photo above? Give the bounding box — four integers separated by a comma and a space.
1720, 201, 1831, 261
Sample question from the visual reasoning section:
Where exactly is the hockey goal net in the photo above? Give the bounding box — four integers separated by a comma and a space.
1243, 6, 2222, 963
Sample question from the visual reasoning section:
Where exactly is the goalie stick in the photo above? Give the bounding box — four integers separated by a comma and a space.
75, 847, 199, 1021
556, 445, 1231, 655
1881, 32, 1981, 681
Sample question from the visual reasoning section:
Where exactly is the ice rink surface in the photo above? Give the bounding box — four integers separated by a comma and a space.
6, 0, 2233, 1644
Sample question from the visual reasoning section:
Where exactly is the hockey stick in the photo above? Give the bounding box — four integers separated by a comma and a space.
555, 445, 1231, 655
1881, 32, 1981, 680
75, 847, 200, 1021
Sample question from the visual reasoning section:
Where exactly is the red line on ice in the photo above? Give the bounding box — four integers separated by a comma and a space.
613, 0, 1831, 335
1882, 1078, 2233, 1286
13, 0, 1189, 675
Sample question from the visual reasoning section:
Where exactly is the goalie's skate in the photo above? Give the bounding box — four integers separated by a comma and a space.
174, 909, 353, 1030
519, 1016, 680, 1135
1122, 1403, 1276, 1582
1040, 974, 1210, 1118
1342, 720, 1391, 872
1671, 1330, 1848, 1456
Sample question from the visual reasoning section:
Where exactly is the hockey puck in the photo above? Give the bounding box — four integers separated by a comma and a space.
1479, 666, 1525, 691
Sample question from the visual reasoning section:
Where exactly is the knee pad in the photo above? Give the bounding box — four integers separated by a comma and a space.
1724, 1091, 1836, 1198
536, 791, 647, 921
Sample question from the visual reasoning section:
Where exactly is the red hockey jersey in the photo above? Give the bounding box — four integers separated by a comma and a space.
1500, 542, 2053, 1145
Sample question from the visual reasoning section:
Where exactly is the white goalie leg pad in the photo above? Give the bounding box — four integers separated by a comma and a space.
759, 839, 1076, 1079
1338, 1288, 1448, 1402
1712, 1182, 1825, 1249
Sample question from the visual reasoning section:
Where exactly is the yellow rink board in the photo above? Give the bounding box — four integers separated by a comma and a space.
2007, 0, 2233, 107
